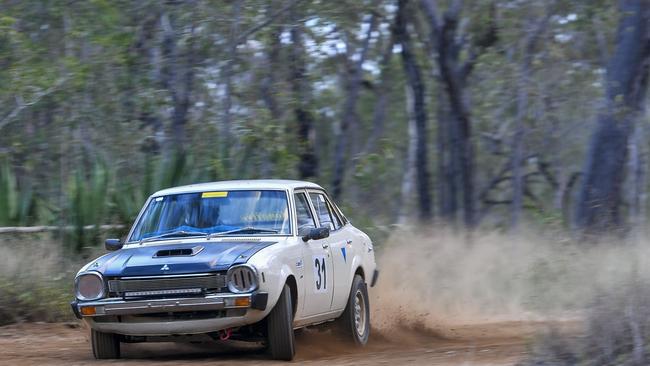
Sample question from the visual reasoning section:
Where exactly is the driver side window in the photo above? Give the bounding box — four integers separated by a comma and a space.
309, 192, 341, 231
294, 193, 316, 235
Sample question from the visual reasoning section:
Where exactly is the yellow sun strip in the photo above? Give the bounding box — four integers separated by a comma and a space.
201, 191, 228, 198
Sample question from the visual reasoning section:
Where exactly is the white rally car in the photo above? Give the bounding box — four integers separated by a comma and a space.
71, 180, 378, 361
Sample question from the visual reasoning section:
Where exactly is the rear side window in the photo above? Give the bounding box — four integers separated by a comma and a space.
294, 193, 316, 234
309, 193, 342, 230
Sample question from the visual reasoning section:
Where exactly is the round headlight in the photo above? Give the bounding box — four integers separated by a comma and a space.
227, 265, 258, 293
75, 272, 105, 301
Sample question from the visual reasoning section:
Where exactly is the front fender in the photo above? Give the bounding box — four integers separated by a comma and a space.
266, 263, 297, 312
246, 241, 302, 317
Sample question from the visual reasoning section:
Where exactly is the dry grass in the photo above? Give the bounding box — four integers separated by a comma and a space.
523, 280, 650, 365
371, 227, 650, 366
372, 228, 650, 330
2, 227, 650, 365
0, 233, 100, 325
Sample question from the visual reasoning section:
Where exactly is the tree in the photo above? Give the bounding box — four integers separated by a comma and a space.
332, 11, 378, 199
288, 4, 318, 180
396, 0, 432, 221
510, 10, 551, 231
0, 0, 641, 237
420, 0, 497, 228
159, 7, 197, 156
575, 0, 650, 234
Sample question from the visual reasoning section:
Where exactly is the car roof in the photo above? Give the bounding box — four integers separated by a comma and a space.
152, 179, 324, 196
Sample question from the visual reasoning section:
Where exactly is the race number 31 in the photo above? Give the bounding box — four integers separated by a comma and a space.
312, 255, 327, 293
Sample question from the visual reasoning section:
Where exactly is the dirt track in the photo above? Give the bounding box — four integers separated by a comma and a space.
0, 321, 561, 366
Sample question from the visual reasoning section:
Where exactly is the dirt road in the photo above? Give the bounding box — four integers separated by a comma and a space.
0, 321, 559, 366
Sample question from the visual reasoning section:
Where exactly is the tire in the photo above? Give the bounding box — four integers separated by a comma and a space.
91, 329, 120, 359
267, 284, 296, 361
337, 274, 370, 346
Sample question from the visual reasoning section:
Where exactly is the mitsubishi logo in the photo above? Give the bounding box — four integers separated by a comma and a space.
160, 264, 170, 271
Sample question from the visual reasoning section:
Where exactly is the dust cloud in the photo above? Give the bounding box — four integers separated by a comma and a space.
369, 228, 650, 336
0, 234, 66, 280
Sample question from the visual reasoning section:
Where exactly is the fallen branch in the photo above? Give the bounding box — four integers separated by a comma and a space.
0, 78, 66, 132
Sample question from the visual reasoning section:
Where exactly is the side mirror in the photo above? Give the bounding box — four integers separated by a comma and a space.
302, 227, 330, 242
105, 238, 123, 251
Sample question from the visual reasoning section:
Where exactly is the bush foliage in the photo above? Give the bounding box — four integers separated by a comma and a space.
524, 279, 650, 366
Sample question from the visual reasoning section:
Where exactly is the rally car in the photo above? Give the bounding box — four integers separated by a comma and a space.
71, 180, 378, 361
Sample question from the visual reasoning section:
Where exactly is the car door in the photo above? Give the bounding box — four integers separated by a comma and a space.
321, 194, 357, 312
307, 190, 350, 312
295, 190, 334, 317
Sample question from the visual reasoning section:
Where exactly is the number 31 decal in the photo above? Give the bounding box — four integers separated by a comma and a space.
313, 255, 327, 293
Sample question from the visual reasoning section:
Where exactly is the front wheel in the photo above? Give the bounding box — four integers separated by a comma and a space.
91, 329, 120, 359
337, 274, 370, 345
266, 284, 296, 360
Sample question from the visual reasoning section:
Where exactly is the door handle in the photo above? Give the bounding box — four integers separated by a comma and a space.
322, 243, 329, 249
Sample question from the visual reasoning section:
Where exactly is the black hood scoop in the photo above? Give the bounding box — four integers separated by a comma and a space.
153, 245, 204, 258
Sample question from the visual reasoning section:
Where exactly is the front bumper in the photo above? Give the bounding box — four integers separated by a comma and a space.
73, 292, 269, 336
74, 292, 267, 317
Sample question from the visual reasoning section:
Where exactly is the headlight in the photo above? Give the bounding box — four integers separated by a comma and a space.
227, 264, 258, 293
75, 272, 105, 301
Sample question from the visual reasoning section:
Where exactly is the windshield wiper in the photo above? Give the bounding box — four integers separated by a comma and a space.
139, 230, 208, 245
207, 227, 279, 239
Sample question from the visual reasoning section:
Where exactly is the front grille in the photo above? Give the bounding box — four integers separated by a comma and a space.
108, 274, 226, 296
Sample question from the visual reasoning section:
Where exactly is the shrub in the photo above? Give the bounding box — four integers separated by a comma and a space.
523, 278, 650, 366
0, 277, 74, 325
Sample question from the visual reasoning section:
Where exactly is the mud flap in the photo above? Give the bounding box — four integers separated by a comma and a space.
370, 269, 379, 287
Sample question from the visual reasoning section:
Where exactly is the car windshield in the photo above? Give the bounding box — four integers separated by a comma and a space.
129, 190, 291, 242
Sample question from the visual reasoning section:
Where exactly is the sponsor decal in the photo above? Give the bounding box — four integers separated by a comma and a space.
340, 247, 347, 262
160, 264, 170, 271
201, 191, 228, 198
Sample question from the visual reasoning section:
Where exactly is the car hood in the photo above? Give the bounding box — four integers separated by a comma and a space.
82, 240, 276, 277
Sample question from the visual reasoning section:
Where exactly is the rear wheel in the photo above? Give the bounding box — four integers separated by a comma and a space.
337, 275, 370, 346
91, 329, 120, 359
266, 284, 295, 360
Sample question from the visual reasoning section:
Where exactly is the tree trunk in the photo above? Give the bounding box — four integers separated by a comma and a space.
289, 5, 318, 179
332, 14, 377, 199
361, 31, 395, 156
628, 120, 647, 239
510, 65, 528, 231
396, 0, 432, 221
397, 85, 418, 225
160, 11, 196, 156
436, 87, 458, 224
260, 18, 283, 122
220, 0, 243, 174
420, 0, 496, 228
511, 16, 548, 231
259, 2, 285, 177
575, 0, 650, 234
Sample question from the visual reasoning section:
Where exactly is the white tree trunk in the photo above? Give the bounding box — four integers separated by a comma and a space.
397, 86, 417, 225
628, 115, 647, 240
